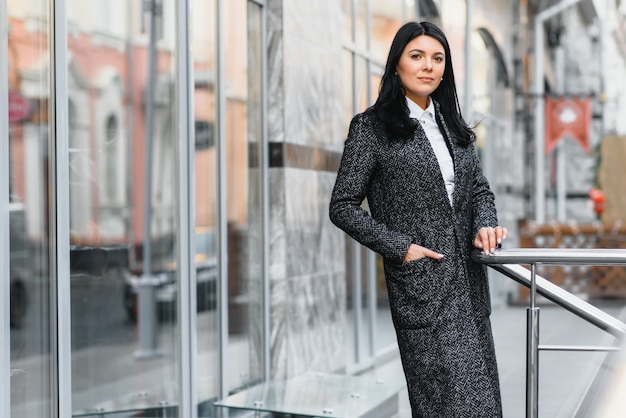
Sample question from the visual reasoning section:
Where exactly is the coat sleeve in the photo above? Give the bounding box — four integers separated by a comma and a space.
469, 144, 498, 235
329, 113, 413, 263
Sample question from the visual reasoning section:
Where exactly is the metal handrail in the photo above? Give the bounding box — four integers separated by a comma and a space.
481, 262, 626, 337
472, 248, 626, 418
474, 248, 626, 266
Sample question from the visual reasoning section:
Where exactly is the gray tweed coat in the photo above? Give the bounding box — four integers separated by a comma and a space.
329, 101, 502, 417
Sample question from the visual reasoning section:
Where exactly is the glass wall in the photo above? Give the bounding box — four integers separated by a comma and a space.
223, 0, 265, 393
190, 0, 220, 412
65, 0, 181, 414
8, 1, 53, 416
4, 0, 267, 417
341, 0, 415, 368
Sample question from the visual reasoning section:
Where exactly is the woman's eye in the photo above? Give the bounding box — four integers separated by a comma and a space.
411, 54, 420, 60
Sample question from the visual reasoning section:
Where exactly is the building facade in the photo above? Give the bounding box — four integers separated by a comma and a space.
3, 0, 626, 417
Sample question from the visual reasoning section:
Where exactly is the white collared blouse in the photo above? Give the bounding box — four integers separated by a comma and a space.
406, 97, 455, 205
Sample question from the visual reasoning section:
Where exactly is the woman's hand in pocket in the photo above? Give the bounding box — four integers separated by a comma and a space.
403, 244, 444, 263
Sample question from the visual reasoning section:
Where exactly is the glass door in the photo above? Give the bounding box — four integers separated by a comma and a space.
224, 0, 265, 393
190, 0, 221, 413
65, 1, 182, 415
8, 1, 54, 416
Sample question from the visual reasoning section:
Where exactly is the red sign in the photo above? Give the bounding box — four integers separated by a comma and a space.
8, 91, 31, 123
545, 96, 591, 154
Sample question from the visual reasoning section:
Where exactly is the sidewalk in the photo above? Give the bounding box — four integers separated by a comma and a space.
11, 291, 624, 417
364, 301, 625, 418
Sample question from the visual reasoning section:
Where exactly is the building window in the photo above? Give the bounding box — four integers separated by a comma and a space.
104, 114, 119, 204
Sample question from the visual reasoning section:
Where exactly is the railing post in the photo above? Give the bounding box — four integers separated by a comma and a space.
472, 248, 626, 417
527, 263, 540, 418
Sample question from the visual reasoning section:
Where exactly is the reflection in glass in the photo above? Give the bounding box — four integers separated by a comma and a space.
341, 0, 354, 44
355, 57, 369, 115
370, 0, 408, 65
368, 66, 396, 352
191, 0, 220, 413
225, 0, 265, 393
471, 31, 492, 154
64, 1, 180, 415
354, 0, 368, 50
342, 50, 354, 132
341, 0, 411, 361
8, 2, 53, 417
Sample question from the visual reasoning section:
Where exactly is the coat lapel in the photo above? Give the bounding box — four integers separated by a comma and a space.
432, 100, 465, 214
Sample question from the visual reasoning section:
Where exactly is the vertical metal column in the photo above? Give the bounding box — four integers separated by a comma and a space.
349, 0, 362, 366
136, 0, 160, 359
464, 0, 474, 122
0, 1, 11, 415
526, 263, 540, 418
49, 0, 73, 415
533, 18, 546, 225
364, 1, 376, 360
259, 0, 271, 384
534, 0, 584, 224
555, 47, 566, 221
352, 244, 362, 364
216, 0, 229, 401
176, 0, 196, 416
367, 251, 377, 357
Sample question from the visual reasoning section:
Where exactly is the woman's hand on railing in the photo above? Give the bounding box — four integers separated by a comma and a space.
474, 226, 508, 255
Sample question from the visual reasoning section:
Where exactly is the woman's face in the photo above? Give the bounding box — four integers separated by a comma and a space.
396, 34, 445, 109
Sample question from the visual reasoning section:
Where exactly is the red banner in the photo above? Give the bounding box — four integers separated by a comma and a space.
545, 96, 591, 154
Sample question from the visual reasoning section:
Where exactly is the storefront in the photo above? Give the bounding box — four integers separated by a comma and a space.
1, 0, 535, 416
2, 0, 266, 416
1, 1, 428, 417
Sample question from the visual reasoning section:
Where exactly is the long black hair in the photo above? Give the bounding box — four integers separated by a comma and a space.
373, 21, 475, 146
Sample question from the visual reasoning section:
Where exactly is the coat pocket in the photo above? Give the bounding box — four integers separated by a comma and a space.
385, 258, 439, 330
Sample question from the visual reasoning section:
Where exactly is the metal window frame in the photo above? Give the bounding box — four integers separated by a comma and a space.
2, 0, 269, 414
49, 0, 73, 416
220, 3, 269, 386
349, 0, 363, 369
216, 0, 229, 400
1, 0, 11, 415
257, 0, 271, 384
347, 0, 392, 369
216, 0, 270, 397
175, 0, 196, 417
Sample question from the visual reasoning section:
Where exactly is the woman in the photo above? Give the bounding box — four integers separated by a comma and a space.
329, 21, 506, 417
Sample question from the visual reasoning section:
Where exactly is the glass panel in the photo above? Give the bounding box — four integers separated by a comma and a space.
65, 1, 181, 415
215, 372, 404, 417
374, 251, 395, 351
190, 0, 220, 414
354, 0, 368, 50
370, 65, 382, 107
370, 0, 406, 66
225, 0, 264, 392
360, 247, 372, 357
341, 0, 353, 43
342, 50, 354, 136
471, 31, 491, 158
8, 1, 53, 416
368, 64, 396, 353
355, 57, 369, 120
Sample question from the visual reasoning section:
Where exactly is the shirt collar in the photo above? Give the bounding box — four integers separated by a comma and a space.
406, 96, 435, 121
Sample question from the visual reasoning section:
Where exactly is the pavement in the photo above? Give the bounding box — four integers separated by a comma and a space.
10, 276, 626, 417
362, 300, 626, 418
